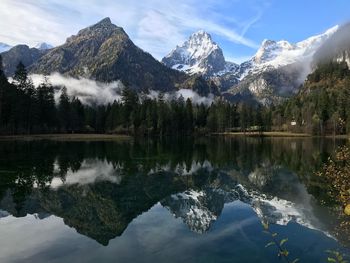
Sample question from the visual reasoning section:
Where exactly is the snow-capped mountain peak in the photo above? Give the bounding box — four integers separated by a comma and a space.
162, 30, 227, 76
33, 42, 53, 50
253, 39, 295, 64
184, 30, 218, 54
251, 26, 339, 69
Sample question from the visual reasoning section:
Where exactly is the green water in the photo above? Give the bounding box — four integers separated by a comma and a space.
0, 137, 348, 263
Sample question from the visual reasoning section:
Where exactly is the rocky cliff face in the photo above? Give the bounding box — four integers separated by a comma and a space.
1, 45, 47, 77
0, 18, 215, 94
30, 18, 190, 92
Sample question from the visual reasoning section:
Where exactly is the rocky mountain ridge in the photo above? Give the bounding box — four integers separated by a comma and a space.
2, 18, 215, 95
163, 25, 340, 104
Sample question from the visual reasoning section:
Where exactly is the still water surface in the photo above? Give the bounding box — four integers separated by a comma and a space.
0, 137, 349, 263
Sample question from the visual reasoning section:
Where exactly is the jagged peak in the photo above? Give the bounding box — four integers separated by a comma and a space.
67, 17, 126, 43
97, 17, 112, 24
162, 29, 226, 76
190, 30, 212, 39
186, 30, 216, 47
84, 17, 117, 32
260, 39, 276, 47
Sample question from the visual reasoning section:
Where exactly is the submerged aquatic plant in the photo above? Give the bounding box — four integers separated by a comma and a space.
326, 250, 348, 263
262, 221, 299, 263
262, 221, 349, 263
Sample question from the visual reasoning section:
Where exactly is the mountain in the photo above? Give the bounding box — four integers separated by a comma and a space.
33, 42, 53, 50
227, 25, 339, 104
163, 26, 339, 104
1, 45, 48, 77
0, 42, 12, 53
162, 30, 233, 76
28, 18, 214, 94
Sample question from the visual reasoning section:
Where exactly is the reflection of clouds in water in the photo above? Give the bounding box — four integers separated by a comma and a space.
0, 214, 88, 262
50, 159, 212, 189
147, 160, 213, 176
175, 160, 213, 175
51, 160, 123, 189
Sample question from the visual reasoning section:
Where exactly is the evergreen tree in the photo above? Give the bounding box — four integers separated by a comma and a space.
37, 77, 56, 131
0, 55, 7, 127
185, 98, 194, 134
58, 87, 71, 132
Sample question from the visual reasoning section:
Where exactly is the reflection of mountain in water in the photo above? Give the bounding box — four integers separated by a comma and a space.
162, 185, 250, 233
0, 138, 345, 245
161, 185, 331, 237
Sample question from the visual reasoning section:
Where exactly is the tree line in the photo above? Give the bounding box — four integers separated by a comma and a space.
0, 56, 272, 135
273, 61, 350, 135
1, 55, 349, 136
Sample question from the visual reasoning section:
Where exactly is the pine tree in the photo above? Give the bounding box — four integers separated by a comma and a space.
185, 98, 194, 134
0, 55, 7, 128
58, 87, 71, 132
13, 62, 28, 90
37, 77, 56, 131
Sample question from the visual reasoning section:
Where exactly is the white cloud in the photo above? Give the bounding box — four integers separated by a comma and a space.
147, 89, 214, 106
30, 73, 214, 106
30, 73, 123, 105
175, 89, 215, 105
0, 0, 262, 59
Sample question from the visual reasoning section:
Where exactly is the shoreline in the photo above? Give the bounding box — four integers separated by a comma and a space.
0, 134, 132, 141
214, 132, 310, 137
0, 132, 348, 141
215, 132, 349, 139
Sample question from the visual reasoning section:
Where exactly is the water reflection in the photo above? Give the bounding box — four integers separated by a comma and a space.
0, 137, 348, 261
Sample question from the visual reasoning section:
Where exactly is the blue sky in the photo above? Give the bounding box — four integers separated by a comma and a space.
0, 0, 349, 63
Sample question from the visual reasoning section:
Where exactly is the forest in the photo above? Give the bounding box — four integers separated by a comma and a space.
0, 54, 349, 136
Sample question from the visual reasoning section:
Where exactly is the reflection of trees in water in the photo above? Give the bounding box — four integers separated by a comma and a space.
0, 137, 347, 244
0, 138, 345, 209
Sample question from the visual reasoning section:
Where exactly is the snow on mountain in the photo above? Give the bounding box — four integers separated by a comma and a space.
33, 42, 53, 50
0, 42, 12, 53
162, 25, 338, 101
223, 25, 340, 104
243, 25, 339, 77
162, 30, 230, 76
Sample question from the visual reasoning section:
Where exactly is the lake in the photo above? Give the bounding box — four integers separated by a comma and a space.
0, 137, 349, 263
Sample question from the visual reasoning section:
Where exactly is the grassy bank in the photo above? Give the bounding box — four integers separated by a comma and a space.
216, 131, 311, 137
0, 134, 132, 141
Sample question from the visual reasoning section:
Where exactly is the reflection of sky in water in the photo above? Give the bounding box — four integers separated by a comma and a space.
0, 202, 342, 263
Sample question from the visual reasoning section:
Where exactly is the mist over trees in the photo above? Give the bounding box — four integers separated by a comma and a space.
0, 55, 349, 136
